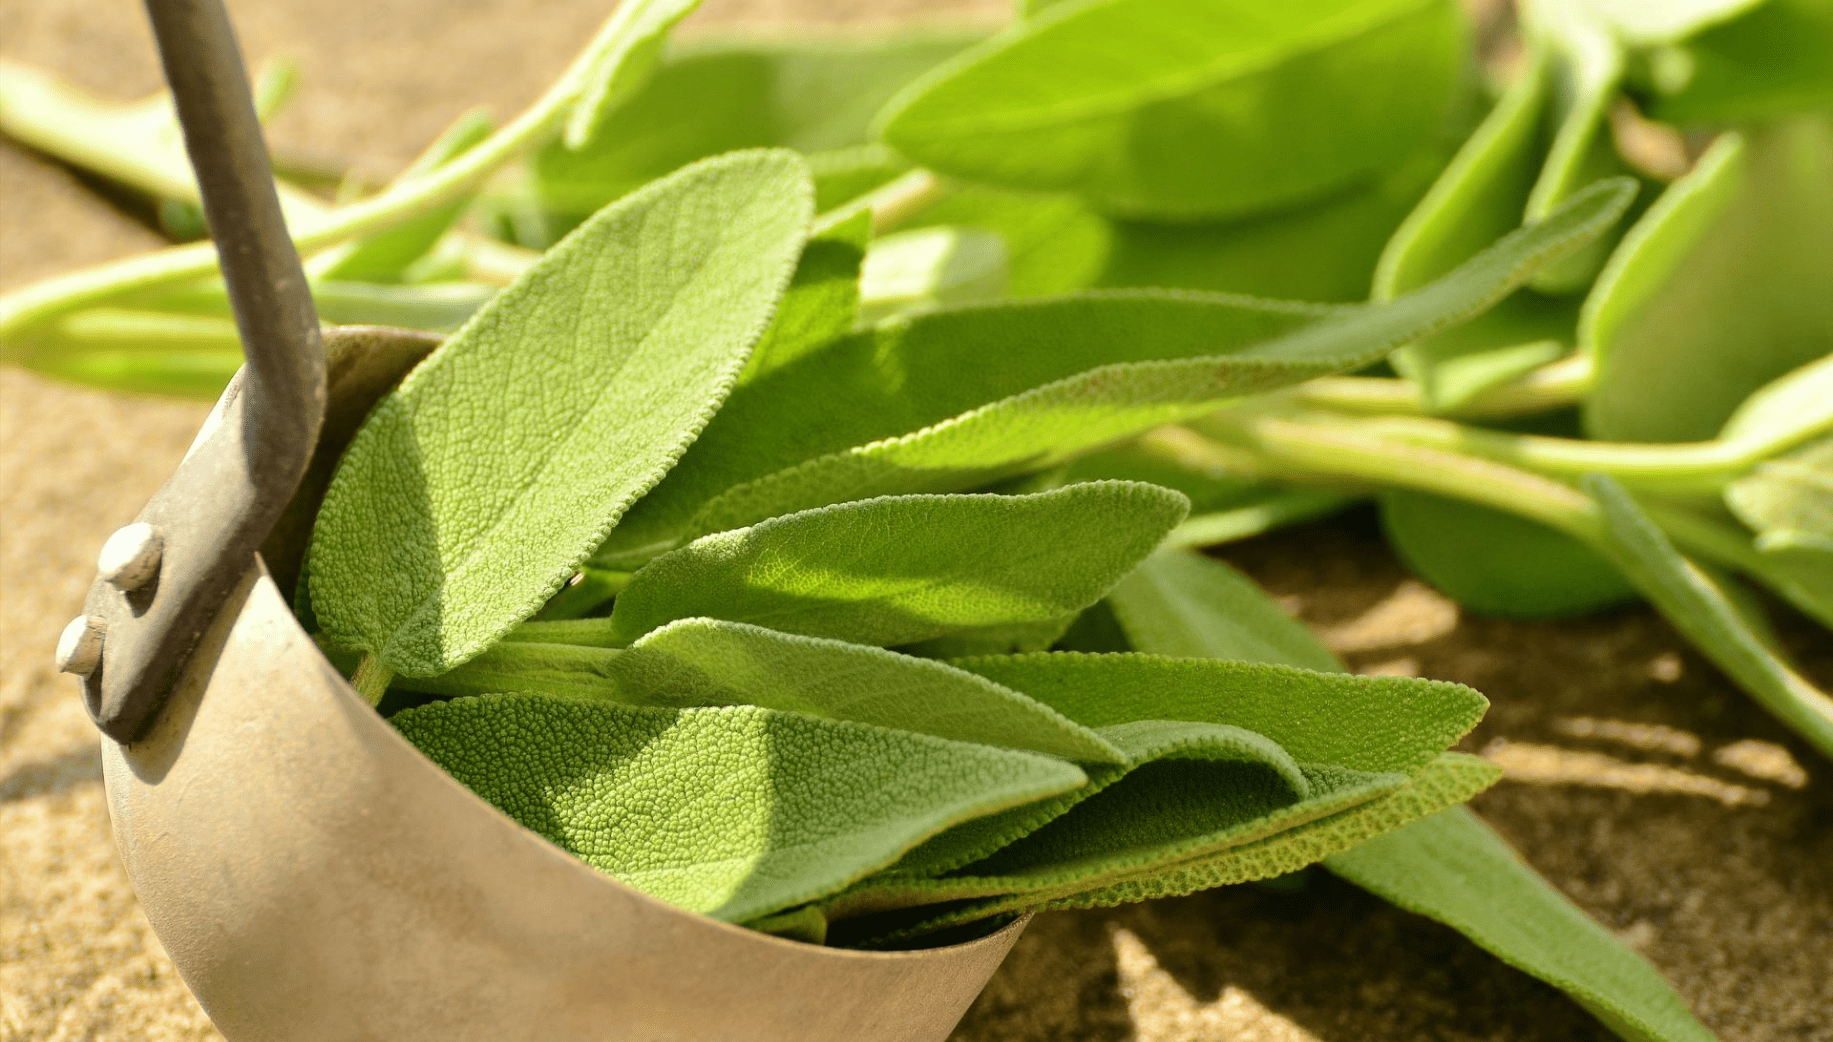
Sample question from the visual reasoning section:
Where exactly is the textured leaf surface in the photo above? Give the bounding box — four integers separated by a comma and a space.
308, 150, 812, 675
610, 618, 1126, 762
828, 758, 1394, 925
742, 211, 871, 386
1589, 475, 1833, 757
1583, 120, 1833, 442
1104, 550, 1342, 672
956, 650, 1486, 775
608, 482, 1189, 646
601, 178, 1631, 558
391, 695, 1086, 923
877, 0, 1467, 219
1725, 438, 1833, 553
854, 753, 1493, 944
1107, 526, 1713, 1042
1330, 807, 1719, 1042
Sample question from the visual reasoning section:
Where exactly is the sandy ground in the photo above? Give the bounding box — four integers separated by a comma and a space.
2, 1, 1830, 1040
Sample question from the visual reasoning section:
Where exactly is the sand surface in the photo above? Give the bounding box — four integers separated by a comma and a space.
2, 1, 1829, 1040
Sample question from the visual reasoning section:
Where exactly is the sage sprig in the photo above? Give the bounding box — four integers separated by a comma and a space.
12, 1, 1826, 1039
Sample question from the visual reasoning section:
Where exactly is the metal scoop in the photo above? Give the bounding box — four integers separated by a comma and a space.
63, 3, 1026, 1038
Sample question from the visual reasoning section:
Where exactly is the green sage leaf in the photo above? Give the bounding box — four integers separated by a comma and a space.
1329, 807, 1719, 1042
856, 227, 1009, 325
604, 178, 1632, 557
1107, 524, 1715, 1042
308, 150, 813, 676
1103, 549, 1343, 673
391, 694, 1086, 923
1381, 490, 1638, 619
311, 109, 494, 283
1725, 437, 1833, 553
563, 0, 703, 149
1588, 474, 1833, 757
535, 28, 986, 235
1643, 0, 1833, 125
1583, 120, 1833, 442
877, 0, 1468, 220
607, 482, 1190, 646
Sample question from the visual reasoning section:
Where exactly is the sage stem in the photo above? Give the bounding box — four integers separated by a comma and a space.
349, 653, 397, 707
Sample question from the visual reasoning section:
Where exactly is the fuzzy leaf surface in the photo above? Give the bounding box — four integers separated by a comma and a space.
609, 482, 1189, 646
308, 150, 812, 675
1109, 495, 1718, 1042
877, 0, 1467, 219
602, 178, 1632, 557
826, 758, 1392, 927
391, 695, 1086, 923
610, 618, 1126, 762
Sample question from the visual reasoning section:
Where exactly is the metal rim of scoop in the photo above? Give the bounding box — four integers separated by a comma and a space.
67, 3, 1030, 1039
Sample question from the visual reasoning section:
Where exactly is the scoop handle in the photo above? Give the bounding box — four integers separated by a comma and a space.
76, 0, 325, 743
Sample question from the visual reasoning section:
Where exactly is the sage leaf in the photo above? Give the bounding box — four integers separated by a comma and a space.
308, 150, 813, 676
877, 0, 1469, 220
1329, 807, 1720, 1042
1381, 490, 1638, 619
1094, 132, 1464, 302
1375, 52, 1548, 300
1582, 120, 1833, 442
1725, 438, 1833, 553
563, 0, 702, 149
311, 109, 494, 283
535, 28, 985, 236
1520, 0, 1636, 292
607, 482, 1190, 646
390, 694, 1087, 923
851, 753, 1493, 945
398, 620, 1128, 763
1103, 550, 1343, 673
1107, 526, 1714, 1042
888, 644, 1483, 878
740, 210, 870, 385
1588, 474, 1833, 757
1716, 353, 1833, 460
1037, 752, 1497, 911
1644, 0, 1833, 125
891, 713, 1320, 876
856, 227, 1009, 325
907, 184, 1113, 296
826, 756, 1383, 925
956, 649, 1487, 776
602, 178, 1631, 556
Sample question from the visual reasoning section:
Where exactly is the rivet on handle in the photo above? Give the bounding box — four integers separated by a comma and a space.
56, 616, 106, 676
97, 522, 165, 591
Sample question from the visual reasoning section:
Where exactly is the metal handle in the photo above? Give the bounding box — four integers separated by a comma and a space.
59, 0, 326, 742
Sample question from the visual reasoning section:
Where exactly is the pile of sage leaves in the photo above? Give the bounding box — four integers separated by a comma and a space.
6, 0, 1828, 1040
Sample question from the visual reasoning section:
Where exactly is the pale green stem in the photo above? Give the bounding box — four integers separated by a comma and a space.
1237, 417, 1607, 541
1315, 413, 1787, 494
349, 654, 397, 707
0, 9, 630, 341
1295, 353, 1595, 419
